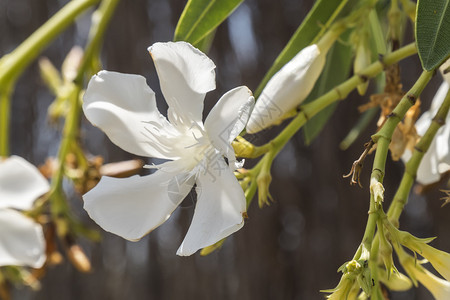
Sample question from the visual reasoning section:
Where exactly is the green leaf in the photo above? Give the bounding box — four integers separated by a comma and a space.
174, 0, 243, 45
193, 29, 216, 53
416, 0, 450, 71
303, 32, 353, 145
254, 0, 350, 97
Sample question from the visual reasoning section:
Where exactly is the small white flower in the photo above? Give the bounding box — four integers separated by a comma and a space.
82, 41, 254, 256
0, 156, 48, 268
246, 44, 326, 133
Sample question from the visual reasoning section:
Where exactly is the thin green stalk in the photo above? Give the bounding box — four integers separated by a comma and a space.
360, 137, 389, 249
386, 175, 413, 227
372, 70, 434, 143
51, 88, 82, 189
0, 0, 100, 87
0, 85, 12, 156
74, 0, 121, 85
388, 86, 450, 224
49, 0, 121, 221
356, 70, 433, 261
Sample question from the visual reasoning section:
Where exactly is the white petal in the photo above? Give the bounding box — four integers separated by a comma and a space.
177, 157, 246, 256
0, 209, 46, 268
83, 71, 182, 159
436, 121, 450, 167
204, 86, 254, 168
0, 156, 49, 210
246, 44, 325, 133
83, 168, 195, 241
148, 42, 216, 128
417, 144, 441, 185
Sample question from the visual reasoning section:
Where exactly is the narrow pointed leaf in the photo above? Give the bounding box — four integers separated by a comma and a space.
174, 0, 243, 45
416, 0, 450, 71
193, 30, 216, 53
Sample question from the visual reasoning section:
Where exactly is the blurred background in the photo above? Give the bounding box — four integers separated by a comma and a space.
1, 0, 448, 299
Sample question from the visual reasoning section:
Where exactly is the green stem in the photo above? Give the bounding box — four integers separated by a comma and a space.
0, 0, 100, 87
51, 87, 82, 190
74, 0, 121, 85
372, 70, 434, 143
0, 85, 12, 157
387, 86, 450, 224
49, 0, 120, 219
357, 70, 432, 259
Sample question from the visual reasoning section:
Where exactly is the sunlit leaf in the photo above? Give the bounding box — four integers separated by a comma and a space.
193, 30, 216, 53
416, 0, 450, 71
174, 0, 242, 45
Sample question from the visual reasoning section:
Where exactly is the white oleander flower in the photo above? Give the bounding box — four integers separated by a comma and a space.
82, 41, 254, 256
0, 156, 48, 267
246, 44, 326, 133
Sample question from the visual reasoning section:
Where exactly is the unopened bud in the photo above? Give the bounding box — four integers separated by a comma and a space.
257, 172, 273, 207
246, 44, 326, 133
378, 232, 396, 276
322, 273, 357, 300
67, 244, 91, 273
357, 264, 372, 296
39, 57, 62, 94
62, 46, 83, 81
